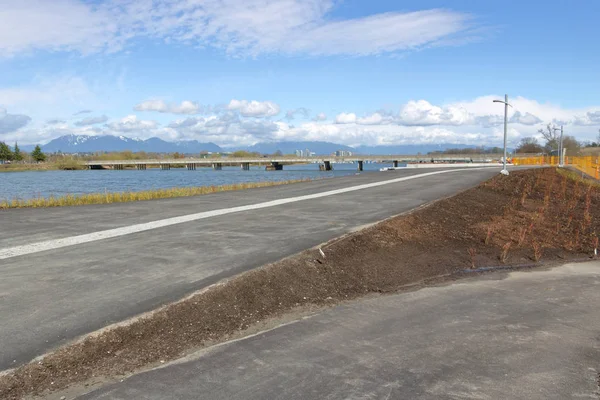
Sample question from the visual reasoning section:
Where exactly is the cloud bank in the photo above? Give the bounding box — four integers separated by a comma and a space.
0, 1, 477, 58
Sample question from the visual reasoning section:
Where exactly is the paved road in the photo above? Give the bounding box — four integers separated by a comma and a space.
0, 167, 504, 370
81, 262, 600, 400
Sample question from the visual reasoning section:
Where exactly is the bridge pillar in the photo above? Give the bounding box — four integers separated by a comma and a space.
357, 160, 364, 171
212, 163, 222, 170
161, 164, 171, 170
393, 160, 399, 168
137, 164, 147, 170
320, 161, 333, 171
187, 163, 196, 170
266, 162, 283, 171
241, 162, 250, 171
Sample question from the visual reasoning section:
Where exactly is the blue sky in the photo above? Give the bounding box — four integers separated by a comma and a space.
0, 0, 599, 148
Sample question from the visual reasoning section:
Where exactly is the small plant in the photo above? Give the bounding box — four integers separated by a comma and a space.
518, 227, 527, 246
500, 242, 512, 263
583, 211, 592, 230
485, 225, 494, 245
520, 186, 529, 206
575, 229, 580, 249
532, 242, 542, 262
556, 221, 560, 234
467, 248, 477, 269
593, 236, 599, 258
585, 185, 592, 214
566, 214, 573, 228
573, 180, 580, 199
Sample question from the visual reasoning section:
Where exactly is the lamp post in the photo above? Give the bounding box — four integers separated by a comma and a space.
552, 125, 564, 167
493, 94, 512, 175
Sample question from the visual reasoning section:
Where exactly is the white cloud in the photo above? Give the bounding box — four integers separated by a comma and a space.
0, 1, 476, 58
510, 111, 542, 126
0, 108, 32, 134
356, 112, 396, 125
8, 94, 600, 148
573, 111, 600, 126
313, 112, 327, 122
335, 112, 357, 124
74, 115, 109, 126
399, 100, 472, 126
285, 108, 310, 121
105, 115, 158, 133
228, 100, 280, 117
134, 100, 209, 115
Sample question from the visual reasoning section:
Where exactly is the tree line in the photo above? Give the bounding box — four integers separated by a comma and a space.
515, 125, 599, 154
0, 142, 46, 163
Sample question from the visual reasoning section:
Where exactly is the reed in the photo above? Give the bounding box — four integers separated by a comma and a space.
0, 179, 311, 209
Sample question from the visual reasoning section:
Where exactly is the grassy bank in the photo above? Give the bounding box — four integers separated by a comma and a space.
0, 179, 311, 209
0, 159, 86, 172
1, 167, 598, 400
0, 163, 58, 172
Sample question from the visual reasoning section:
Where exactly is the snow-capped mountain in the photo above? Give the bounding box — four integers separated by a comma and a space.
27, 134, 223, 154
20, 134, 494, 155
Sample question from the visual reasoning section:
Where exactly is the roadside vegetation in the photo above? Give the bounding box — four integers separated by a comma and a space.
1, 167, 598, 399
0, 179, 311, 209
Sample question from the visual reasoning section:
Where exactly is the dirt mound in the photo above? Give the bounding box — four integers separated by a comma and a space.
1, 167, 598, 399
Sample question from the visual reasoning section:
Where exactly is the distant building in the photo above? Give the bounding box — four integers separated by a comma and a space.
335, 150, 352, 157
295, 149, 313, 157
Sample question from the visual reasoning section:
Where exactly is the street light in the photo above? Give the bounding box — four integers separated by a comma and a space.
493, 94, 512, 175
553, 125, 564, 167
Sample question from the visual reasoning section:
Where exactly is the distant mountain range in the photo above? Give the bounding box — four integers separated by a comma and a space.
21, 134, 489, 155
21, 134, 222, 154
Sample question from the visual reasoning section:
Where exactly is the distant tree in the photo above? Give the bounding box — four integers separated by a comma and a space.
273, 150, 283, 156
0, 142, 13, 162
561, 135, 581, 156
515, 137, 544, 154
13, 142, 24, 162
537, 123, 569, 152
31, 145, 46, 162
231, 150, 260, 158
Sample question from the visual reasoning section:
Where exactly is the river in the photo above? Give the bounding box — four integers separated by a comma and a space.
0, 162, 392, 200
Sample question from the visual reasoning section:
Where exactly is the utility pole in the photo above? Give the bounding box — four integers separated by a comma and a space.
553, 125, 564, 167
560, 125, 564, 167
493, 94, 512, 175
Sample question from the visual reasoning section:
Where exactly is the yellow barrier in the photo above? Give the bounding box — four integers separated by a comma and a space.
513, 155, 600, 179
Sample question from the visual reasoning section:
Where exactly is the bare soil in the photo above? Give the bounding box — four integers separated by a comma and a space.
1, 167, 599, 399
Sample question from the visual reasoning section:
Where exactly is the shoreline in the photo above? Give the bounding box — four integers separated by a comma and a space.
0, 178, 316, 209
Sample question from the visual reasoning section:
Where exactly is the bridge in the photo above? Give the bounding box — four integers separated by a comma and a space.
85, 154, 497, 171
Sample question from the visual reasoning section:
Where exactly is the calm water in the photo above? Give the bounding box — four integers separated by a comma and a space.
0, 162, 391, 200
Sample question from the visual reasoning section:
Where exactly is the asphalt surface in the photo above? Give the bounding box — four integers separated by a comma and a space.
80, 261, 600, 400
0, 167, 503, 370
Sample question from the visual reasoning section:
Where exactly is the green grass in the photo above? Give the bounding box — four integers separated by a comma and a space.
0, 179, 312, 209
556, 167, 600, 186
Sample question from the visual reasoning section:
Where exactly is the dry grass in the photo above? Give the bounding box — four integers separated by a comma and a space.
0, 179, 311, 209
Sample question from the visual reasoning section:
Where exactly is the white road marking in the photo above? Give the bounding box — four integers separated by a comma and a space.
0, 168, 492, 260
